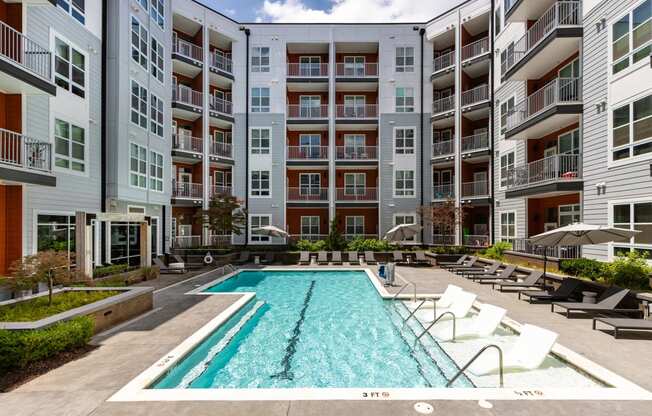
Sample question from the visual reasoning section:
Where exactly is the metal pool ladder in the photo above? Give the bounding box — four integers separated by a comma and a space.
402, 297, 437, 325
391, 277, 416, 302
446, 344, 504, 388
413, 311, 456, 347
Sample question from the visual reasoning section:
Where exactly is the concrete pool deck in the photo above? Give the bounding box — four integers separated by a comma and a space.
1, 264, 651, 415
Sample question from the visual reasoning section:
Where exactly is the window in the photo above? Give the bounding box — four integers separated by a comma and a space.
131, 80, 148, 129
559, 204, 581, 227
150, 0, 165, 28
395, 128, 415, 154
54, 37, 85, 98
500, 96, 515, 133
500, 212, 516, 243
131, 16, 148, 69
500, 151, 514, 188
149, 151, 163, 191
396, 87, 415, 112
343, 56, 366, 76
299, 56, 321, 76
110, 222, 142, 266
343, 95, 366, 117
299, 173, 321, 195
251, 47, 270, 72
299, 134, 322, 158
395, 170, 415, 196
56, 0, 85, 24
299, 95, 322, 117
343, 134, 366, 158
495, 6, 501, 36
612, 93, 652, 161
150, 37, 164, 83
251, 87, 270, 112
558, 129, 580, 154
54, 119, 85, 172
612, 201, 652, 258
395, 47, 414, 72
344, 173, 365, 195
37, 214, 76, 264
251, 128, 271, 154
250, 215, 271, 243
251, 170, 270, 196
130, 143, 147, 189
150, 93, 164, 137
612, 0, 652, 74
500, 41, 515, 75
301, 216, 320, 238
346, 216, 364, 236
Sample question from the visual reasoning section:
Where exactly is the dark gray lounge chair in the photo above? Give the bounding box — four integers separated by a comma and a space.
262, 252, 274, 264
519, 278, 582, 303
234, 251, 250, 264
331, 251, 342, 265
458, 260, 501, 277
593, 317, 652, 339
347, 251, 360, 265
470, 264, 516, 282
392, 251, 404, 263
552, 287, 642, 318
153, 257, 185, 274
438, 254, 467, 268
494, 270, 544, 291
413, 251, 432, 266
445, 256, 478, 270
173, 254, 202, 270
317, 251, 329, 265
364, 251, 377, 265
298, 251, 310, 265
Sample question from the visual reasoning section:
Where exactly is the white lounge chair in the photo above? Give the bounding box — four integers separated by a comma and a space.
431, 304, 507, 341
403, 284, 462, 311
468, 324, 558, 376
413, 291, 477, 323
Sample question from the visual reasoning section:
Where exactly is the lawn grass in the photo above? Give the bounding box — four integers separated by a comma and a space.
0, 290, 120, 322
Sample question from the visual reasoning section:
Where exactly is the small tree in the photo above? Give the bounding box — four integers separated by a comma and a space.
324, 217, 347, 251
195, 192, 247, 237
418, 198, 466, 240
7, 251, 78, 305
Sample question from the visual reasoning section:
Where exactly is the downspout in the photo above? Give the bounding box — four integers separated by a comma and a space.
241, 27, 250, 246
100, 0, 108, 262
416, 27, 426, 244
489, 1, 496, 245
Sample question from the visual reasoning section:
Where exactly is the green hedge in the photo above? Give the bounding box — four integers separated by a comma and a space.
295, 239, 327, 252
559, 258, 606, 280
430, 245, 468, 255
93, 263, 129, 278
0, 316, 93, 372
346, 238, 394, 252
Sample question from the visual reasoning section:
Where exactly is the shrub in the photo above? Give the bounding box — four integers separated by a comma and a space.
483, 241, 512, 260
141, 266, 158, 281
347, 238, 393, 252
559, 258, 607, 280
431, 246, 468, 255
0, 316, 93, 371
603, 251, 652, 290
295, 239, 327, 252
93, 263, 129, 278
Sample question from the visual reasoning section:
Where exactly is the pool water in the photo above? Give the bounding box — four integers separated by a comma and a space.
152, 270, 472, 389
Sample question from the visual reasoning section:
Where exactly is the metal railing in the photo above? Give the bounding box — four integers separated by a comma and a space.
512, 238, 581, 259
392, 277, 416, 302
504, 77, 582, 131
173, 133, 202, 153
461, 180, 489, 198
287, 146, 329, 160
0, 20, 51, 81
432, 139, 454, 157
336, 187, 377, 201
502, 1, 582, 75
210, 53, 233, 74
336, 145, 377, 160
173, 85, 203, 108
210, 141, 233, 158
208, 234, 232, 247
209, 95, 233, 115
172, 235, 202, 248
464, 234, 490, 247
506, 153, 582, 190
461, 132, 489, 153
432, 184, 454, 200
335, 62, 378, 77
292, 234, 327, 242
462, 37, 490, 61
172, 181, 203, 199
413, 311, 457, 348
173, 35, 203, 62
287, 187, 329, 201
432, 234, 456, 245
446, 344, 504, 388
461, 84, 489, 107
403, 298, 436, 324
210, 185, 232, 197
336, 104, 378, 119
287, 62, 329, 77
287, 104, 329, 119
0, 128, 52, 172
433, 51, 455, 72
432, 96, 455, 115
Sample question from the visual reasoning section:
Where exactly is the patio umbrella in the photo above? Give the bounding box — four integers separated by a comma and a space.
252, 225, 289, 239
383, 223, 422, 243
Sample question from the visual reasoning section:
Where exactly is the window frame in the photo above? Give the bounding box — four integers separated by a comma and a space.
250, 215, 272, 243
251, 46, 270, 73
394, 169, 415, 197
609, 92, 652, 164
345, 216, 365, 236
499, 151, 515, 189
149, 150, 164, 192
131, 79, 148, 130
395, 87, 415, 113
395, 46, 415, 73
250, 127, 271, 155
129, 142, 148, 189
149, 92, 164, 138
251, 87, 271, 113
131, 15, 149, 70
150, 36, 165, 84
610, 0, 652, 76
53, 36, 86, 98
53, 118, 86, 175
250, 170, 271, 197
608, 198, 652, 261
150, 0, 165, 29
499, 211, 516, 244
300, 216, 321, 237
394, 127, 416, 154
56, 0, 85, 25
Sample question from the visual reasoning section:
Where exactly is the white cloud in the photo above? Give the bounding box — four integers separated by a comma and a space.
258, 0, 464, 23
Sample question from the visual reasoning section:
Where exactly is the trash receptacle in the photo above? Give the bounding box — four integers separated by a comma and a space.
378, 263, 386, 278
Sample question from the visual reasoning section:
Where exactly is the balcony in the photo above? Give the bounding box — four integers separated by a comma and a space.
210, 140, 233, 160
172, 181, 203, 202
287, 104, 329, 120
461, 85, 489, 108
0, 128, 55, 186
433, 51, 455, 73
172, 34, 203, 78
0, 20, 55, 95
209, 96, 233, 116
209, 53, 233, 81
432, 184, 454, 201
463, 234, 489, 248
461, 180, 489, 199
172, 134, 203, 161
210, 185, 232, 197
461, 132, 489, 154
335, 146, 377, 161
505, 153, 582, 198
432, 96, 455, 127
511, 238, 580, 259
336, 187, 377, 202
336, 104, 378, 119
172, 85, 202, 120
431, 51, 455, 87
287, 146, 328, 161
287, 63, 329, 78
172, 236, 203, 249
209, 234, 232, 247
432, 140, 454, 159
504, 77, 582, 139
461, 37, 490, 62
335, 63, 378, 79
432, 234, 456, 245
287, 187, 329, 202
502, 1, 582, 81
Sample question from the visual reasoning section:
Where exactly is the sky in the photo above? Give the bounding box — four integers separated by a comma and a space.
198, 0, 466, 23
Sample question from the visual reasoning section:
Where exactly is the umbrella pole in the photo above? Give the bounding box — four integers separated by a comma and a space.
543, 248, 547, 279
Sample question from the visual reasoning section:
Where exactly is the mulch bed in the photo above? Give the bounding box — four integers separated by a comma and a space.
0, 344, 97, 392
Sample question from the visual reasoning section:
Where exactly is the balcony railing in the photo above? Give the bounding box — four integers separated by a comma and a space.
505, 0, 519, 13
506, 153, 581, 190
209, 234, 232, 247
461, 180, 489, 198
0, 20, 51, 81
173, 85, 202, 108
287, 146, 328, 160
502, 1, 582, 75
209, 96, 233, 115
287, 187, 329, 201
433, 51, 455, 72
173, 134, 203, 154
336, 104, 378, 119
344, 233, 378, 241
464, 234, 489, 247
335, 63, 378, 77
432, 140, 454, 157
172, 235, 203, 248
432, 184, 454, 200
287, 104, 329, 119
512, 238, 580, 259
210, 53, 233, 74
287, 63, 329, 77
504, 77, 582, 132
432, 96, 455, 115
173, 35, 203, 62
461, 84, 489, 107
461, 132, 489, 153
172, 181, 203, 199
336, 187, 377, 201
210, 141, 232, 158
210, 185, 232, 197
292, 234, 327, 242
336, 145, 377, 160
432, 234, 456, 245
462, 37, 490, 61
0, 128, 51, 172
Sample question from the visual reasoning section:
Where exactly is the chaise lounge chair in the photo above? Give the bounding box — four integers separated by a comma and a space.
364, 251, 377, 265
234, 251, 250, 265
592, 317, 652, 339
347, 251, 360, 265
413, 251, 432, 266
261, 252, 274, 264
445, 256, 479, 271
494, 270, 544, 291
331, 251, 343, 265
298, 251, 311, 265
519, 278, 582, 303
153, 257, 185, 274
551, 287, 642, 318
431, 303, 507, 342
392, 251, 404, 263
410, 290, 477, 323
437, 254, 468, 268
317, 251, 329, 265
468, 324, 558, 376
469, 264, 517, 283
403, 284, 463, 311
458, 260, 501, 277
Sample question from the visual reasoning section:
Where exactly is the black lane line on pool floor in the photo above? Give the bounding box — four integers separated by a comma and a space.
271, 280, 316, 381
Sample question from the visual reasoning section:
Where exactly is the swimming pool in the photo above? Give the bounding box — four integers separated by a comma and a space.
153, 270, 472, 389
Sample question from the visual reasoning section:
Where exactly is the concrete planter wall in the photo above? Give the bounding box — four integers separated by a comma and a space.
94, 266, 160, 286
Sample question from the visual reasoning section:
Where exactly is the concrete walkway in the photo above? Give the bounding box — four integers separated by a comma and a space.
0, 264, 651, 416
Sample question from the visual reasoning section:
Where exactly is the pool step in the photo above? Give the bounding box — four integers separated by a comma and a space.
177, 300, 265, 388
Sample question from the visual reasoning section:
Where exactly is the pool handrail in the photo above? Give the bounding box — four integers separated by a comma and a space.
446, 344, 504, 388
402, 297, 437, 325
392, 279, 416, 302
413, 311, 456, 348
